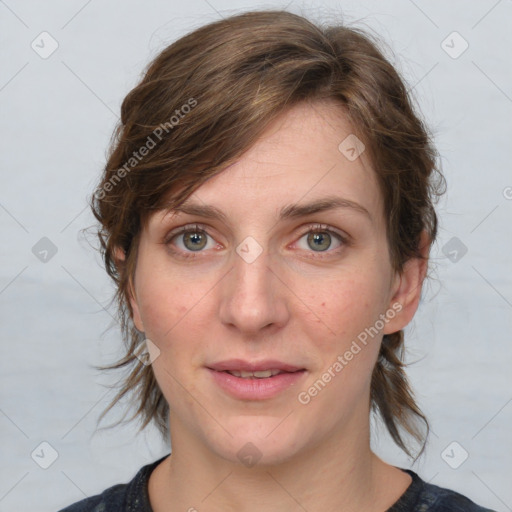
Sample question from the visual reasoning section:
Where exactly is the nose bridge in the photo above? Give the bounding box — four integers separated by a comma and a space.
218, 234, 288, 335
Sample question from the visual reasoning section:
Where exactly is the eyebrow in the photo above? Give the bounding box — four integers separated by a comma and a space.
169, 195, 372, 223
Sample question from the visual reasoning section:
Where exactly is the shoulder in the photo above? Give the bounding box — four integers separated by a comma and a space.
419, 482, 497, 512
392, 469, 497, 512
57, 454, 170, 512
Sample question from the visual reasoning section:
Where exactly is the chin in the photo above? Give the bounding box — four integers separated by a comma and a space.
206, 416, 307, 468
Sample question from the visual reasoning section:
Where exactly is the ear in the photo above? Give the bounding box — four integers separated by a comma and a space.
114, 246, 145, 332
383, 230, 430, 335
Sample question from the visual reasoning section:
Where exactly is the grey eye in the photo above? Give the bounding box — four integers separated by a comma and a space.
182, 231, 208, 251
306, 231, 332, 252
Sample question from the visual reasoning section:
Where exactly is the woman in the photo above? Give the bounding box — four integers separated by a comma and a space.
59, 9, 496, 512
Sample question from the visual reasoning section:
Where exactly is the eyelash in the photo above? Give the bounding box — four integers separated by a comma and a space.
163, 223, 350, 260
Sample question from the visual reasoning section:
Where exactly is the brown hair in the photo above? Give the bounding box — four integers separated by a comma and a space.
91, 9, 446, 460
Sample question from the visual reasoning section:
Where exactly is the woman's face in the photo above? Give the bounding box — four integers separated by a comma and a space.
129, 100, 420, 465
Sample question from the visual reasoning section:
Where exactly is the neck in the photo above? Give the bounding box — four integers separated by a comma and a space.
148, 415, 411, 512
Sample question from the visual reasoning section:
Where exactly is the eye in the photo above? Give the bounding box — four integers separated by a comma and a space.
164, 222, 349, 260
165, 224, 218, 257
294, 224, 347, 255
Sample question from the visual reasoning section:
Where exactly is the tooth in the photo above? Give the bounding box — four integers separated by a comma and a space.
226, 369, 285, 378
252, 370, 272, 378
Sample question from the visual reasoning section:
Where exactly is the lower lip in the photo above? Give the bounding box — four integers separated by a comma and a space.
208, 369, 307, 400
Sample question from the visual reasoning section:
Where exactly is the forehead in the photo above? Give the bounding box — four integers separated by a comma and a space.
156, 100, 384, 228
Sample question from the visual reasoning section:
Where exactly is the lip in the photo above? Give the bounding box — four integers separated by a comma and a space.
206, 359, 307, 400
207, 359, 303, 372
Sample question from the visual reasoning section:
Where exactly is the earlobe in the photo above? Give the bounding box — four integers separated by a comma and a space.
383, 231, 430, 335
113, 246, 126, 266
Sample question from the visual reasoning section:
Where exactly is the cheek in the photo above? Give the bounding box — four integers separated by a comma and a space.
134, 250, 201, 336
300, 274, 386, 348
138, 285, 201, 343
298, 277, 385, 405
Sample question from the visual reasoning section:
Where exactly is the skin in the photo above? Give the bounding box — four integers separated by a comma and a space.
122, 99, 429, 511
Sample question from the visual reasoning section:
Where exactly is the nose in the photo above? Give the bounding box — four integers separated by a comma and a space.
218, 239, 290, 339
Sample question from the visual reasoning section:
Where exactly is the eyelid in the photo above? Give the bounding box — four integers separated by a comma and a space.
294, 223, 348, 242
163, 223, 213, 245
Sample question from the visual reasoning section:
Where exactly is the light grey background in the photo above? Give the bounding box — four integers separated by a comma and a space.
1, 1, 511, 511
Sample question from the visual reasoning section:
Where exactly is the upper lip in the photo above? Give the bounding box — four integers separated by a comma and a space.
207, 359, 304, 372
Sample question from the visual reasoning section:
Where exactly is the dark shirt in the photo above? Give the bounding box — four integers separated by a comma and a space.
58, 454, 497, 512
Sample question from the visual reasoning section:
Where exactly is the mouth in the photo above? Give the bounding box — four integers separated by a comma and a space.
206, 359, 307, 400
207, 359, 304, 373
221, 368, 295, 379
